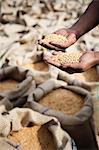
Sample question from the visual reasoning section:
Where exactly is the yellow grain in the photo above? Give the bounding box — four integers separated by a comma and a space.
8, 125, 56, 150
42, 34, 67, 43
51, 52, 82, 64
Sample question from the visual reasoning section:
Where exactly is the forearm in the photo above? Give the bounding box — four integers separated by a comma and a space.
70, 0, 99, 39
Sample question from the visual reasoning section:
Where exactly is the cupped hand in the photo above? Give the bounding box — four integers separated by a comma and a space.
38, 28, 77, 51
43, 51, 97, 74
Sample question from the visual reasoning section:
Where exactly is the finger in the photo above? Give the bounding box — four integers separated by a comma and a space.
38, 39, 57, 49
38, 39, 43, 45
51, 51, 62, 55
45, 58, 61, 67
62, 62, 81, 69
50, 41, 67, 49
38, 39, 56, 49
44, 51, 53, 57
38, 39, 65, 51
79, 51, 87, 62
43, 51, 61, 61
62, 63, 83, 73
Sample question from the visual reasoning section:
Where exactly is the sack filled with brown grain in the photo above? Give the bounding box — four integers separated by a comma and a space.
0, 106, 72, 150
26, 79, 98, 150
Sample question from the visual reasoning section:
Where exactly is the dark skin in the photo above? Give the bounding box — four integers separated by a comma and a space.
39, 0, 99, 73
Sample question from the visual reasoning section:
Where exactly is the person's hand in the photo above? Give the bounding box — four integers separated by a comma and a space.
38, 28, 77, 51
44, 51, 98, 74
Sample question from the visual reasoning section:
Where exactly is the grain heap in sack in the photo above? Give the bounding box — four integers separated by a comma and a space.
8, 125, 56, 150
40, 88, 84, 115
27, 78, 98, 149
0, 80, 18, 91
0, 68, 59, 150
22, 61, 49, 72
0, 85, 58, 150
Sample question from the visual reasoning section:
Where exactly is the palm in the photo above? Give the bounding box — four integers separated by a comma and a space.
53, 28, 77, 48
44, 51, 97, 74
80, 52, 95, 64
39, 28, 77, 51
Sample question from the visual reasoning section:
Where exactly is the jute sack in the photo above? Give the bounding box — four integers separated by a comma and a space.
22, 61, 50, 84
0, 66, 72, 150
0, 66, 98, 150
25, 79, 98, 150
0, 66, 34, 110
8, 125, 56, 150
91, 83, 99, 134
77, 82, 99, 134
0, 105, 72, 150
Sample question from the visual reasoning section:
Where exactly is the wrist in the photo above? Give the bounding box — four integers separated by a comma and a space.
69, 25, 82, 40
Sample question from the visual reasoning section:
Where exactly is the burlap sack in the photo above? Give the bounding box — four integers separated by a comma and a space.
91, 83, 99, 133
0, 105, 72, 150
0, 66, 35, 110
0, 137, 19, 150
25, 78, 98, 150
75, 81, 99, 135
58, 71, 99, 134
0, 66, 98, 150
0, 66, 73, 150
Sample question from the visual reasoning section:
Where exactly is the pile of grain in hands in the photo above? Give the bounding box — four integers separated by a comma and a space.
42, 33, 83, 64
51, 52, 83, 64
42, 33, 67, 44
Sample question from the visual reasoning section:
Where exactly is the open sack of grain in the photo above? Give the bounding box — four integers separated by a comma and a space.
0, 106, 72, 150
57, 70, 99, 146
0, 66, 73, 150
0, 66, 98, 150
0, 66, 34, 110
68, 78, 99, 139
24, 77, 98, 150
